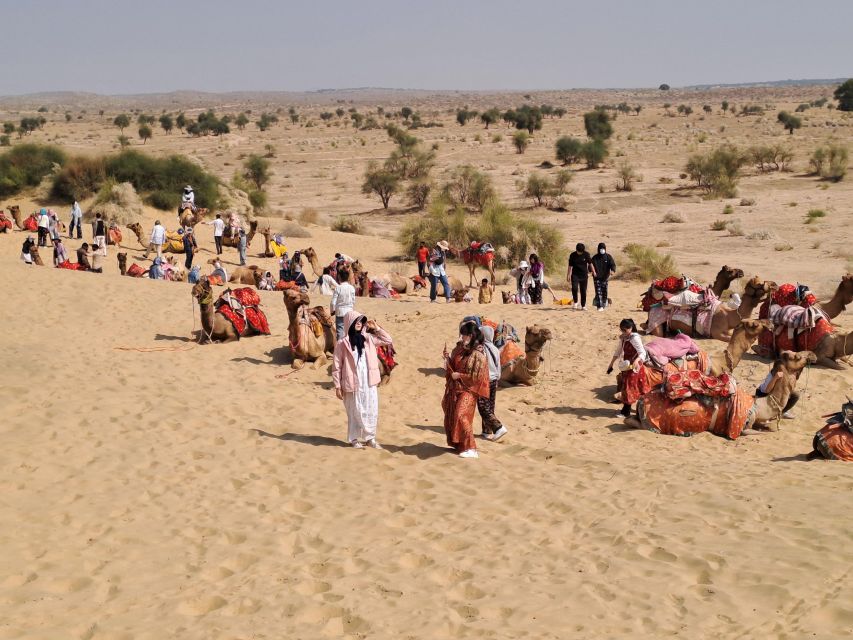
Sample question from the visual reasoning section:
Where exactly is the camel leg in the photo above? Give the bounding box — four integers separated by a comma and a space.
816, 355, 844, 370
623, 416, 642, 429
311, 355, 327, 370
468, 266, 474, 288
292, 359, 305, 370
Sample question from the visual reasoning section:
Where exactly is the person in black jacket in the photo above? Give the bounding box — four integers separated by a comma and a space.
566, 243, 593, 310
591, 242, 616, 311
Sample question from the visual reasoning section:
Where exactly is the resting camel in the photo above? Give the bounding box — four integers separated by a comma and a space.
377, 273, 410, 294
191, 278, 263, 343
8, 205, 22, 229
221, 220, 259, 249
258, 227, 274, 258
454, 245, 496, 287
29, 246, 44, 266
501, 325, 553, 386
230, 265, 263, 285
710, 265, 745, 297
811, 330, 853, 370
410, 274, 464, 297
817, 273, 853, 320
301, 248, 322, 278
127, 223, 184, 254
627, 350, 817, 436
655, 276, 774, 341
178, 208, 209, 228
707, 319, 773, 375
282, 288, 335, 369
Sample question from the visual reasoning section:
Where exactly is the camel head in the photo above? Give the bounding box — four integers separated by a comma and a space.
282, 288, 310, 310
735, 319, 773, 341
742, 276, 774, 302
778, 349, 817, 374
252, 269, 264, 287
837, 273, 853, 304
501, 291, 512, 304
350, 259, 364, 276
128, 222, 143, 235
717, 265, 744, 284
525, 324, 554, 350
302, 247, 317, 262
191, 277, 212, 301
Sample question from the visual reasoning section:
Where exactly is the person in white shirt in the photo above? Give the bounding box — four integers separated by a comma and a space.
205, 213, 225, 255
37, 208, 50, 246
313, 267, 339, 296
606, 318, 649, 419
178, 185, 195, 221
330, 267, 356, 339
69, 201, 83, 239
148, 220, 167, 259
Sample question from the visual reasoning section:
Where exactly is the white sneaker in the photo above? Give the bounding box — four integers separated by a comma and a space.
351, 440, 364, 449
573, 302, 580, 310
603, 302, 608, 309
491, 426, 508, 441
367, 439, 383, 449
459, 449, 479, 459
581, 306, 587, 311
597, 307, 605, 312
782, 411, 795, 420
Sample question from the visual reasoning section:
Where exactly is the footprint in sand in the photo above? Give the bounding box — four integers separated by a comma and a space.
177, 595, 228, 616
43, 576, 92, 594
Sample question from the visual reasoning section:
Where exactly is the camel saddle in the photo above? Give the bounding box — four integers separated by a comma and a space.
637, 387, 755, 440
215, 288, 270, 337
813, 398, 853, 461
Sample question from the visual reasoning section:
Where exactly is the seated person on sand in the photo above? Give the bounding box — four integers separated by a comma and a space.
149, 257, 164, 280
21, 236, 36, 264
209, 259, 227, 284
258, 271, 276, 291
53, 237, 68, 267
76, 243, 92, 270
90, 246, 105, 273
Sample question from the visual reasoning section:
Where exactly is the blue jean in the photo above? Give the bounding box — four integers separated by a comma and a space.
69, 216, 82, 238
238, 240, 247, 265
336, 316, 346, 340
429, 273, 450, 301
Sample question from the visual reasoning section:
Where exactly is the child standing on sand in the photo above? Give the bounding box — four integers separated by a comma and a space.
478, 278, 492, 304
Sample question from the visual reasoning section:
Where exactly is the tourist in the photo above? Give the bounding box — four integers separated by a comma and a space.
428, 240, 451, 303
37, 208, 50, 247
48, 210, 61, 243
76, 242, 92, 270
442, 320, 490, 459
330, 268, 356, 339
150, 220, 166, 259
416, 242, 429, 279
335, 252, 355, 264
182, 227, 197, 270
205, 213, 225, 255
20, 236, 35, 264
478, 278, 492, 304
92, 212, 107, 256
52, 237, 68, 267
90, 245, 104, 273
606, 318, 650, 418
179, 184, 195, 220
591, 242, 616, 311
314, 267, 338, 296
227, 211, 241, 237
69, 200, 83, 239
332, 312, 393, 449
514, 260, 530, 304
211, 259, 227, 284
478, 326, 507, 441
238, 227, 247, 266
567, 242, 593, 310
755, 361, 798, 419
528, 253, 545, 305
258, 271, 275, 290
149, 257, 164, 280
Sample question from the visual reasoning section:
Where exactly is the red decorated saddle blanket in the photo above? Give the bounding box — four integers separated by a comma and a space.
215, 288, 270, 336
57, 260, 83, 271
126, 263, 145, 277
23, 214, 38, 232
641, 276, 703, 312
637, 387, 754, 440
663, 369, 736, 400
757, 297, 834, 356
377, 345, 397, 372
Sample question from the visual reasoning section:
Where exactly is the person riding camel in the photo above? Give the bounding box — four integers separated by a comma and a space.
227, 211, 242, 238
178, 185, 196, 219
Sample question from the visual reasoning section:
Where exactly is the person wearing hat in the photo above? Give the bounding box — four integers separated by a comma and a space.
178, 185, 195, 220
428, 240, 451, 303
591, 242, 616, 311
566, 242, 593, 310
182, 226, 198, 270
515, 259, 531, 304
148, 220, 166, 260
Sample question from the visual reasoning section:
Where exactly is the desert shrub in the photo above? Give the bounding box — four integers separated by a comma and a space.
777, 111, 802, 134
722, 204, 734, 214
118, 136, 130, 148
138, 125, 152, 143
243, 154, 271, 190
0, 135, 9, 147
91, 181, 144, 225
775, 243, 794, 252
728, 223, 745, 236
615, 161, 637, 191
0, 143, 67, 197
684, 144, 745, 197
491, 133, 503, 143
520, 172, 559, 207
748, 144, 793, 172
581, 139, 608, 168
50, 155, 106, 200
746, 229, 776, 241
279, 221, 311, 238
659, 176, 673, 184
145, 189, 176, 209
739, 105, 764, 116
621, 243, 678, 281
833, 79, 853, 111
555, 136, 584, 165
113, 114, 130, 132
159, 114, 173, 134
298, 208, 320, 225
820, 145, 847, 181
805, 209, 826, 224
331, 216, 364, 234
710, 219, 729, 230
512, 130, 530, 154
398, 199, 566, 272
661, 212, 683, 223
441, 165, 495, 212
740, 198, 756, 206
406, 179, 432, 209
583, 109, 613, 140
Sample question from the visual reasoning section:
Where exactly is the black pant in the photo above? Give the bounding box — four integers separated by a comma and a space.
477, 380, 503, 433
215, 236, 222, 255
594, 278, 609, 308
38, 227, 48, 246
69, 218, 82, 238
571, 275, 588, 307
418, 261, 426, 278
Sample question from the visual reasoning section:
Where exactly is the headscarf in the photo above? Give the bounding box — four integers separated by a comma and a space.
348, 315, 367, 357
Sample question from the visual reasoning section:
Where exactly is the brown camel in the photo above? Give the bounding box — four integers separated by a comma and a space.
817, 273, 853, 320
710, 265, 745, 297
454, 245, 497, 287
259, 227, 274, 257
708, 319, 773, 375
658, 276, 775, 342
127, 222, 148, 249
221, 220, 259, 249
117, 252, 127, 275
377, 273, 410, 294
179, 208, 209, 228
190, 278, 265, 343
501, 325, 553, 386
812, 330, 853, 370
301, 247, 322, 278
8, 205, 23, 229
230, 265, 263, 285
282, 288, 335, 369
29, 246, 44, 266
356, 270, 371, 297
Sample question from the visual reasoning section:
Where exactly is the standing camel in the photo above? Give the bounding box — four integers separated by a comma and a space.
282, 288, 335, 369
456, 245, 496, 287
301, 247, 323, 278
8, 205, 23, 229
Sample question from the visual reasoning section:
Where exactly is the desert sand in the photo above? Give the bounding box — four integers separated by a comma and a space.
1, 86, 852, 639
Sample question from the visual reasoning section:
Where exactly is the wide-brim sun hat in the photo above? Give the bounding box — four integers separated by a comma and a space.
437, 240, 450, 251
519, 260, 529, 269
184, 185, 193, 191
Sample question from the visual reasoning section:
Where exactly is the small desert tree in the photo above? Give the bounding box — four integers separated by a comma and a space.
362, 161, 400, 209
113, 114, 130, 133
777, 111, 802, 135
118, 135, 131, 148
138, 125, 152, 144
615, 160, 638, 191
480, 108, 500, 129
243, 154, 271, 190
401, 106, 413, 121
580, 139, 608, 168
3, 122, 14, 135
175, 113, 186, 131
159, 114, 173, 134
406, 180, 432, 209
721, 100, 729, 114
512, 130, 530, 154
456, 108, 477, 126
583, 109, 613, 140
235, 113, 249, 130
833, 79, 853, 111
555, 136, 583, 165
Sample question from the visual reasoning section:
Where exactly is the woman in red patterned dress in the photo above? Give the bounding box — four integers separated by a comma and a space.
442, 321, 490, 459
606, 318, 652, 418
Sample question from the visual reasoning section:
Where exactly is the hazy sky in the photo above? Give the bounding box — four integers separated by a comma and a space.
2, 0, 851, 95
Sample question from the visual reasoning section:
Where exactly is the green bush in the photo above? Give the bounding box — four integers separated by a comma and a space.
621, 243, 678, 281
247, 188, 267, 211
710, 219, 729, 230
555, 136, 584, 165
398, 199, 567, 273
685, 144, 745, 197
440, 165, 495, 212
50, 156, 106, 201
0, 143, 67, 197
805, 209, 826, 224
0, 135, 10, 147
146, 189, 178, 209
331, 216, 364, 234
583, 110, 613, 140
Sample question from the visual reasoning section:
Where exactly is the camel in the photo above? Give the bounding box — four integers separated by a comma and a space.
178, 208, 209, 228
282, 288, 335, 369
710, 265, 745, 297
259, 227, 274, 258
707, 319, 773, 375
230, 265, 263, 285
29, 246, 44, 266
812, 330, 853, 370
653, 276, 775, 341
356, 270, 371, 297
117, 252, 127, 275
410, 274, 464, 297
455, 245, 496, 287
8, 205, 22, 229
501, 325, 553, 386
301, 247, 322, 278
377, 273, 410, 294
627, 350, 817, 436
221, 219, 259, 249
190, 278, 266, 343
817, 273, 853, 320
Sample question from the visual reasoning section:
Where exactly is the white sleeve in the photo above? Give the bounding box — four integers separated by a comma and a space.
613, 338, 624, 359
630, 334, 647, 362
